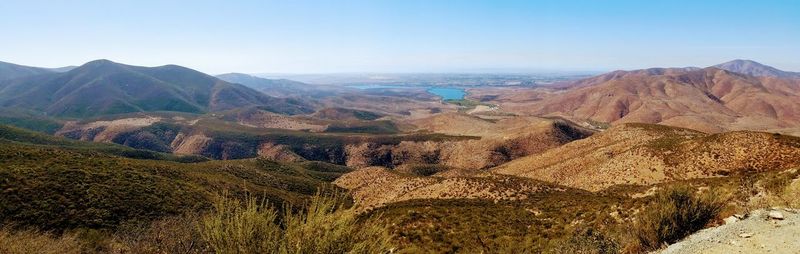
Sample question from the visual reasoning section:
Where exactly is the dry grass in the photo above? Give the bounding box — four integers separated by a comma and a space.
551, 228, 619, 254
758, 168, 800, 209
199, 194, 282, 253
0, 227, 82, 254
199, 192, 393, 254
630, 186, 725, 253
110, 214, 210, 254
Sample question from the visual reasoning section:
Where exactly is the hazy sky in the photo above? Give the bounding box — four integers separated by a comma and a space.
1, 0, 799, 74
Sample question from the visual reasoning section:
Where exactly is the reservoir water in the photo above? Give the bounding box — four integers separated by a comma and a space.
426, 87, 466, 100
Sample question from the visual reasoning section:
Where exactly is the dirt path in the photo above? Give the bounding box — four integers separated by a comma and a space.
660, 208, 800, 254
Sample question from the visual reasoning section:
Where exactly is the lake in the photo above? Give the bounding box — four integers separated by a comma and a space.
427, 87, 466, 100
348, 85, 466, 100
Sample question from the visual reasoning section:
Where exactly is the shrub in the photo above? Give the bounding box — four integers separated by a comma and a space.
632, 186, 724, 252
0, 227, 82, 254
199, 194, 282, 254
281, 193, 392, 254
199, 192, 392, 254
552, 228, 619, 254
111, 214, 210, 254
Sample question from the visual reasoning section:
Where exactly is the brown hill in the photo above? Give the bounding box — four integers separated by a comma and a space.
342, 113, 594, 169
493, 123, 800, 191
515, 67, 800, 133
333, 166, 576, 211
312, 107, 385, 121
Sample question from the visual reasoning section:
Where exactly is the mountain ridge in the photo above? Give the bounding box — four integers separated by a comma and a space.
488, 61, 800, 133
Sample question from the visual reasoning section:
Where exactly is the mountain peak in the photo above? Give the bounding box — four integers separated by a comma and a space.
714, 59, 799, 78
81, 59, 121, 67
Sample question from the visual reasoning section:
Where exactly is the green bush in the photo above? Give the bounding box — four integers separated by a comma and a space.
632, 186, 724, 252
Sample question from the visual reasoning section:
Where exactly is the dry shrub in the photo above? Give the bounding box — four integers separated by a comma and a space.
631, 186, 724, 252
199, 192, 392, 254
199, 194, 282, 253
760, 169, 800, 208
110, 214, 210, 254
0, 226, 82, 254
552, 228, 619, 254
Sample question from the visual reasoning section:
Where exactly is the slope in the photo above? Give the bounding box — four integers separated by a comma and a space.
0, 124, 350, 231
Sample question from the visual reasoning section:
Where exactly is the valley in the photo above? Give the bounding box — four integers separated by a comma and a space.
1, 58, 800, 253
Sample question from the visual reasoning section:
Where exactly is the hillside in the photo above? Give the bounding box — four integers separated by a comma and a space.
493, 123, 800, 191
334, 166, 583, 211
0, 60, 315, 117
0, 124, 350, 231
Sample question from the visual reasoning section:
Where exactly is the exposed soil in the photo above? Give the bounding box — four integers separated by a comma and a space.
660, 208, 800, 254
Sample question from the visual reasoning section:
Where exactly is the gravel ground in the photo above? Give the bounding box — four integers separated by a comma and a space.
660, 208, 800, 254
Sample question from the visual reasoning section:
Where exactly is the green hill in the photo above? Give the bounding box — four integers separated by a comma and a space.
0, 124, 350, 231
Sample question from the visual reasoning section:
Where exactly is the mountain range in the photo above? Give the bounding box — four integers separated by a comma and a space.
217, 72, 349, 98
0, 60, 314, 117
487, 60, 800, 133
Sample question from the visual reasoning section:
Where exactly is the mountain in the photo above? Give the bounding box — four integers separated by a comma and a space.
0, 61, 77, 81
500, 66, 800, 133
47, 65, 78, 72
0, 60, 315, 117
0, 61, 56, 81
714, 59, 800, 78
217, 72, 340, 98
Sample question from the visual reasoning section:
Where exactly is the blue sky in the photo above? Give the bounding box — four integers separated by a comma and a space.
1, 0, 798, 74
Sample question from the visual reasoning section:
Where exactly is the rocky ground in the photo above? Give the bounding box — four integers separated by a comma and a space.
660, 208, 800, 254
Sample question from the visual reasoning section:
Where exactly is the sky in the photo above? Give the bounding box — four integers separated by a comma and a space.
1, 0, 799, 74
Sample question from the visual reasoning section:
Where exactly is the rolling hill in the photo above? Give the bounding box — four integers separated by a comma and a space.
0, 60, 315, 117
0, 123, 350, 231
